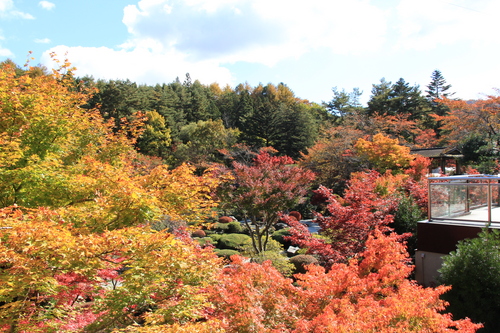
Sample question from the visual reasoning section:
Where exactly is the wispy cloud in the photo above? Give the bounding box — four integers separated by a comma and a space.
40, 0, 500, 102
34, 38, 51, 44
39, 1, 55, 10
43, 44, 234, 87
0, 31, 13, 57
0, 0, 34, 19
393, 0, 500, 51
121, 0, 387, 65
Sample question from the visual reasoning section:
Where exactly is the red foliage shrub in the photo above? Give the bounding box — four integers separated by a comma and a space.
192, 229, 206, 238
218, 216, 233, 224
310, 191, 329, 206
286, 171, 399, 268
288, 211, 302, 221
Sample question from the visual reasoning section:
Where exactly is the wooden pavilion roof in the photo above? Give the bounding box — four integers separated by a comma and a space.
410, 147, 463, 159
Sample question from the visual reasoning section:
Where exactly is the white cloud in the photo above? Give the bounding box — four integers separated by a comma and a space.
40, 0, 388, 87
37, 0, 500, 103
34, 38, 51, 44
121, 0, 388, 65
0, 0, 34, 19
0, 48, 13, 57
41, 45, 235, 87
39, 1, 55, 10
393, 0, 500, 51
0, 30, 12, 57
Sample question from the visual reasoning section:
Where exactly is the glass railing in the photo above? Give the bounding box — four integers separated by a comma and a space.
428, 175, 500, 225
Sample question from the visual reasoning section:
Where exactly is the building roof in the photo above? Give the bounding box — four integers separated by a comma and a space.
410, 147, 463, 158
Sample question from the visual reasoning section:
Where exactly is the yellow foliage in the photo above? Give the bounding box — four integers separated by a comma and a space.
0, 57, 221, 231
116, 320, 226, 332
374, 171, 409, 197
354, 133, 415, 173
0, 206, 222, 331
144, 163, 222, 226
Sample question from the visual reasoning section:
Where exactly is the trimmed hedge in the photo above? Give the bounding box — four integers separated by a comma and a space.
289, 254, 319, 274
191, 229, 206, 238
214, 249, 240, 258
208, 234, 222, 243
218, 216, 233, 224
213, 221, 244, 234
196, 237, 214, 246
213, 222, 230, 232
217, 233, 252, 250
289, 211, 302, 221
227, 221, 243, 233
271, 228, 291, 245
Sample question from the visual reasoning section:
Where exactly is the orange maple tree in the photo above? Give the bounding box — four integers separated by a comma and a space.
436, 93, 500, 145
354, 133, 415, 173
209, 230, 481, 332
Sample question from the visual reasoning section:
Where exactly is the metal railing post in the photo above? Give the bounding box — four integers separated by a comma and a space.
465, 180, 470, 213
428, 179, 432, 221
488, 180, 492, 226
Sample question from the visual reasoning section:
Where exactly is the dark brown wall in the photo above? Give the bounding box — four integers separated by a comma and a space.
417, 222, 483, 254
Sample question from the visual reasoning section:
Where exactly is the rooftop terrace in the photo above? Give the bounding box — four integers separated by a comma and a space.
416, 174, 500, 286
426, 174, 500, 228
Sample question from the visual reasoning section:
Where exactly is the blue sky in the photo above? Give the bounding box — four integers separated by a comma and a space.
1, 0, 499, 105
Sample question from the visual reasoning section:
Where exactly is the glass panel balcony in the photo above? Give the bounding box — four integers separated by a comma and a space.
428, 175, 500, 226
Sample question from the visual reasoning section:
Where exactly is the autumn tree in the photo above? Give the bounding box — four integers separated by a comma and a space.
286, 171, 398, 266
437, 93, 500, 172
0, 57, 221, 232
215, 150, 315, 253
300, 126, 365, 194
174, 119, 240, 169
0, 207, 222, 332
209, 231, 481, 332
0, 56, 224, 331
354, 133, 415, 173
438, 93, 500, 144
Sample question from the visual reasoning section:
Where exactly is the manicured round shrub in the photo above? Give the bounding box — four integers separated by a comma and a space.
271, 228, 291, 246
289, 254, 319, 274
279, 216, 296, 225
251, 251, 294, 276
208, 233, 222, 243
217, 233, 252, 250
227, 221, 243, 233
191, 229, 206, 238
214, 222, 230, 232
214, 249, 240, 258
289, 211, 302, 221
196, 237, 214, 246
218, 216, 233, 224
